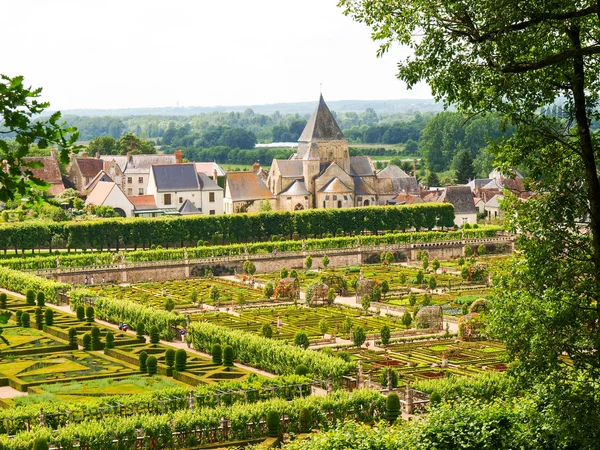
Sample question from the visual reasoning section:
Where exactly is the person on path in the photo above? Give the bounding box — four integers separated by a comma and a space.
84, 276, 88, 285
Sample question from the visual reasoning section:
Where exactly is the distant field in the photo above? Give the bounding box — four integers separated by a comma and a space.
223, 164, 271, 172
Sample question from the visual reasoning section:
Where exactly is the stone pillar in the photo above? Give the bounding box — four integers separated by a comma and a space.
38, 408, 45, 427
327, 376, 333, 394
120, 263, 127, 283
188, 391, 195, 409
441, 353, 448, 368
357, 361, 363, 387
277, 315, 283, 328
406, 383, 414, 415
387, 367, 393, 392
184, 248, 190, 278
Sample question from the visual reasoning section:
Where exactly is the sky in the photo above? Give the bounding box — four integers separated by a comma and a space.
2, 0, 432, 110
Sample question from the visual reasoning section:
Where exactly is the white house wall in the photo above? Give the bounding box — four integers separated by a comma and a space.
104, 186, 135, 217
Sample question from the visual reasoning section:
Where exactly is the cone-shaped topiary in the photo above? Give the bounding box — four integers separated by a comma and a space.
149, 326, 160, 344
299, 407, 312, 433
21, 312, 30, 328
68, 327, 78, 347
223, 345, 234, 366
91, 326, 101, 350
295, 364, 309, 376
136, 323, 145, 341
266, 411, 280, 438
146, 355, 158, 375
165, 348, 175, 367
44, 308, 54, 326
82, 333, 91, 351
35, 308, 43, 330
386, 393, 400, 424
26, 290, 35, 306
175, 349, 187, 371
211, 344, 222, 364
32, 437, 49, 450
85, 306, 95, 323
105, 332, 115, 352
76, 305, 85, 321
36, 292, 45, 307
0, 293, 7, 309
15, 310, 22, 326
139, 351, 148, 372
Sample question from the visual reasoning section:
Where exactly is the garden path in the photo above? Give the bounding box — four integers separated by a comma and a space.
0, 386, 27, 399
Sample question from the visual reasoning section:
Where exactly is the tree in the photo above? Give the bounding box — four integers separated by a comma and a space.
175, 349, 187, 371
380, 251, 394, 265
146, 355, 158, 375
243, 260, 256, 275
305, 255, 312, 269
427, 171, 441, 187
263, 282, 274, 299
322, 254, 330, 269
258, 199, 272, 212
211, 344, 222, 364
352, 326, 366, 347
85, 306, 94, 323
454, 149, 476, 184
432, 258, 440, 272
361, 295, 371, 313
223, 345, 234, 366
380, 325, 391, 345
190, 289, 198, 305
36, 292, 45, 307
294, 330, 310, 350
262, 323, 273, 339
25, 290, 35, 306
164, 298, 175, 312
477, 244, 487, 256
381, 280, 390, 299
44, 308, 54, 326
88, 136, 118, 155
422, 255, 429, 271
280, 267, 288, 279
429, 276, 437, 291
0, 75, 79, 202
415, 270, 424, 285
149, 326, 160, 344
408, 292, 417, 306
118, 133, 155, 155
327, 288, 336, 305
209, 286, 220, 304
319, 318, 329, 337
402, 310, 413, 328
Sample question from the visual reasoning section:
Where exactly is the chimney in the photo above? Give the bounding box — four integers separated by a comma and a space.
405, 186, 409, 196
213, 168, 218, 181
253, 161, 261, 172
175, 149, 183, 164
95, 151, 100, 159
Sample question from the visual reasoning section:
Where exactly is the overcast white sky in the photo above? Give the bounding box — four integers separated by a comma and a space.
2, 0, 431, 110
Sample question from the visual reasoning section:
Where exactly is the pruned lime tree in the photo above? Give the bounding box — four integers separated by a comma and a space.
0, 75, 79, 202
339, 1, 600, 445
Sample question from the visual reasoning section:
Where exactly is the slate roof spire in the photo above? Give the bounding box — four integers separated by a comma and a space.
298, 95, 346, 142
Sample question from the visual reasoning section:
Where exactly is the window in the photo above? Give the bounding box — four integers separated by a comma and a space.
357, 196, 362, 202
179, 197, 183, 204
337, 200, 342, 208
325, 195, 330, 200
344, 195, 348, 201
333, 195, 337, 200
209, 210, 215, 215
209, 192, 215, 202
164, 194, 171, 205
127, 177, 132, 184
127, 188, 132, 196
138, 188, 144, 195
287, 197, 292, 200
323, 201, 326, 208
138, 177, 143, 184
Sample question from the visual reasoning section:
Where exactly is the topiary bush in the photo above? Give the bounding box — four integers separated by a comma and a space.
35, 308, 43, 330
26, 290, 35, 306
165, 348, 175, 375
295, 364, 309, 376
44, 308, 54, 326
294, 331, 310, 350
146, 355, 158, 375
262, 323, 273, 339
139, 351, 148, 372
85, 306, 94, 323
429, 391, 442, 405
212, 344, 222, 364
223, 345, 234, 366
15, 310, 22, 326
0, 292, 6, 309
136, 323, 145, 341
21, 311, 30, 328
91, 326, 101, 350
68, 327, 78, 347
175, 349, 187, 371
76, 305, 85, 321
82, 333, 91, 351
299, 407, 312, 433
36, 291, 45, 307
149, 325, 160, 344
32, 437, 49, 450
266, 411, 280, 438
105, 332, 115, 352
386, 393, 400, 423
380, 369, 399, 389
164, 298, 175, 312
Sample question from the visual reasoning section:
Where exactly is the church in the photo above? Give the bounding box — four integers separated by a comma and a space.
266, 95, 419, 211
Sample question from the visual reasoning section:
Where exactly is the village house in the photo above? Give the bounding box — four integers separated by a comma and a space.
23, 150, 65, 197
439, 185, 478, 226
223, 167, 276, 214
84, 181, 135, 217
68, 156, 104, 193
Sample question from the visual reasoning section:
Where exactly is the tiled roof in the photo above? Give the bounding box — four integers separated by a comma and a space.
84, 170, 114, 192
390, 177, 419, 195
485, 194, 504, 208
226, 172, 274, 202
481, 179, 503, 190
85, 181, 115, 206
378, 165, 410, 179
128, 195, 157, 209
466, 178, 492, 191
353, 177, 377, 195
395, 193, 424, 204
99, 155, 128, 171
23, 157, 65, 196
350, 157, 374, 176
198, 173, 222, 191
440, 186, 477, 214
280, 180, 311, 196
276, 160, 304, 178
298, 95, 346, 142
179, 199, 202, 215
319, 178, 353, 193
195, 162, 226, 177
76, 158, 104, 178
126, 154, 176, 173
152, 164, 199, 192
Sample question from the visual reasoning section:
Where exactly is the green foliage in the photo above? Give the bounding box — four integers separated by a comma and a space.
415, 270, 424, 285
290, 269, 298, 279
165, 349, 175, 368
457, 256, 465, 266
223, 345, 234, 366
68, 327, 77, 347
36, 292, 45, 307
146, 356, 158, 375
21, 312, 30, 328
43, 308, 54, 326
380, 325, 391, 345
361, 295, 371, 312
164, 298, 175, 312
380, 251, 394, 265
380, 369, 398, 389
85, 306, 94, 323
32, 437, 49, 450
190, 289, 198, 304
352, 326, 366, 347
262, 323, 273, 339
327, 288, 336, 305
263, 282, 274, 299
464, 244, 473, 257
318, 318, 329, 336
243, 260, 256, 275
175, 349, 187, 371
15, 310, 22, 326
0, 293, 6, 309
294, 330, 310, 350
211, 344, 223, 364
136, 323, 145, 341
90, 326, 101, 350
429, 391, 441, 405
82, 333, 91, 351
149, 326, 160, 344
25, 290, 35, 306
428, 276, 437, 291
280, 267, 289, 279
454, 149, 476, 184
386, 393, 400, 423
477, 244, 487, 256
321, 254, 330, 268
422, 255, 429, 271
299, 407, 312, 433
380, 280, 389, 298
76, 305, 85, 321
402, 310, 413, 328
470, 298, 491, 314
432, 258, 440, 272
138, 351, 148, 372
305, 255, 312, 269
209, 286, 220, 304
295, 364, 309, 376
266, 411, 280, 438
104, 332, 115, 351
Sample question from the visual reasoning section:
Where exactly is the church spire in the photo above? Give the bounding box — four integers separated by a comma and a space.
298, 95, 346, 142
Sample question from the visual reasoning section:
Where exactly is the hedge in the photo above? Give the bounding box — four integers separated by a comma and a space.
0, 226, 503, 271
187, 322, 353, 380
0, 268, 70, 303
69, 289, 184, 341
0, 204, 455, 253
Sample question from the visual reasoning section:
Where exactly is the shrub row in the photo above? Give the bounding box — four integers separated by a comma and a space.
187, 322, 353, 380
0, 390, 384, 450
0, 226, 503, 271
0, 204, 455, 253
0, 268, 70, 303
69, 289, 184, 340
